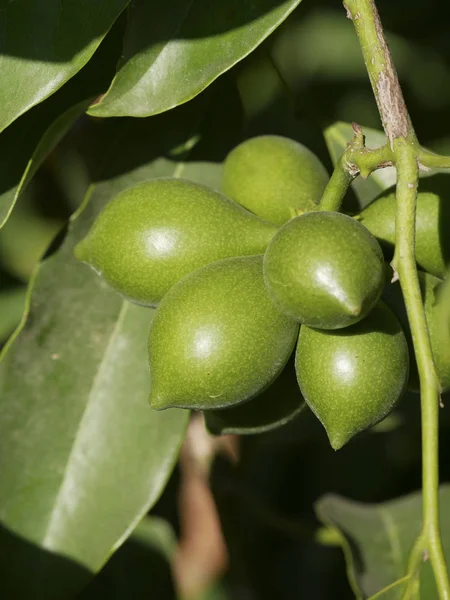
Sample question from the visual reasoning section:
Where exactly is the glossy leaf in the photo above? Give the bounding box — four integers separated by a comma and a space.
0, 0, 129, 133
0, 125, 232, 596
88, 0, 302, 118
316, 486, 450, 599
0, 17, 125, 229
324, 122, 396, 210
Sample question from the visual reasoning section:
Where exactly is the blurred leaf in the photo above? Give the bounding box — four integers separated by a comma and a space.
316, 486, 450, 599
204, 359, 305, 435
324, 122, 396, 210
78, 516, 177, 599
88, 0, 302, 118
0, 92, 234, 598
0, 188, 63, 280
0, 0, 129, 132
0, 287, 26, 342
0, 13, 125, 229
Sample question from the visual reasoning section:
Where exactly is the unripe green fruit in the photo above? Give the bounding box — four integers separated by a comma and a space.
296, 301, 409, 450
383, 271, 450, 392
148, 255, 299, 411
357, 175, 450, 278
222, 135, 329, 225
263, 211, 384, 329
204, 357, 305, 435
74, 178, 277, 306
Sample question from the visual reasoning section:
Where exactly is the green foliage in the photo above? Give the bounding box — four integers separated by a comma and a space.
88, 0, 303, 118
296, 302, 409, 449
0, 0, 128, 133
0, 170, 189, 599
75, 178, 276, 306
263, 211, 384, 329
222, 135, 328, 224
316, 486, 450, 598
148, 255, 299, 410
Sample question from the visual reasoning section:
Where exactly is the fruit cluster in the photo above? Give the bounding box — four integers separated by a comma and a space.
75, 135, 450, 449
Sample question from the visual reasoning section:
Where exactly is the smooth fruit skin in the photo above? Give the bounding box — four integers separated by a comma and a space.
383, 271, 450, 392
74, 178, 277, 306
357, 175, 450, 278
296, 301, 409, 450
263, 211, 384, 329
222, 135, 329, 225
148, 255, 299, 411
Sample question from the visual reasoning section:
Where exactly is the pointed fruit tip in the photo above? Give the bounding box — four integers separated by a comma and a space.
328, 431, 350, 451
149, 390, 171, 411
73, 239, 89, 262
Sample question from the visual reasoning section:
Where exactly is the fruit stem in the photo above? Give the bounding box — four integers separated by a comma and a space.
345, 0, 450, 596
417, 149, 450, 170
319, 138, 393, 212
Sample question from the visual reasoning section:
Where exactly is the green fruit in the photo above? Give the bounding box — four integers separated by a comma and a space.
383, 271, 450, 392
222, 135, 329, 225
148, 255, 299, 411
263, 211, 384, 329
204, 357, 305, 435
357, 175, 450, 278
74, 178, 277, 306
296, 301, 409, 450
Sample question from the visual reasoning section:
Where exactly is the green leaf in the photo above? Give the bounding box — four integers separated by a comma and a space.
0, 94, 231, 597
324, 121, 396, 210
315, 486, 450, 599
204, 359, 305, 435
88, 0, 302, 118
78, 516, 177, 599
0, 15, 125, 229
0, 287, 26, 343
0, 0, 129, 133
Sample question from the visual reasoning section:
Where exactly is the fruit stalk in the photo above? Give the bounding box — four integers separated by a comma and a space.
319, 136, 393, 212
345, 0, 450, 596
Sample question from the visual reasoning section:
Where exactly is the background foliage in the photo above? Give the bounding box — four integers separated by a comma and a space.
0, 0, 449, 598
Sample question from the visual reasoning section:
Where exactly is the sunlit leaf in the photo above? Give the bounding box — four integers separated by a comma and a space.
0, 0, 129, 132
0, 104, 228, 596
88, 0, 302, 118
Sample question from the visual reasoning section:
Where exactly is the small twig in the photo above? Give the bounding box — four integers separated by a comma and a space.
319, 135, 393, 212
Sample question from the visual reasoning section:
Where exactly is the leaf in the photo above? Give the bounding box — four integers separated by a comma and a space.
0, 90, 234, 597
88, 0, 302, 118
315, 486, 450, 599
78, 516, 177, 599
0, 0, 129, 133
0, 287, 26, 343
324, 122, 397, 210
0, 15, 125, 229
0, 119, 230, 597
